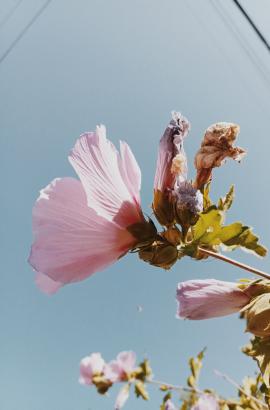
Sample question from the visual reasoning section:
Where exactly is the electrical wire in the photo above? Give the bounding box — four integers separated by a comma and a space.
209, 0, 270, 89
232, 0, 270, 53
184, 1, 268, 114
0, 0, 23, 31
0, 0, 52, 66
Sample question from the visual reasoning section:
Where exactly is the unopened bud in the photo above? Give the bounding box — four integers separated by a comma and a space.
153, 111, 190, 226
139, 242, 178, 270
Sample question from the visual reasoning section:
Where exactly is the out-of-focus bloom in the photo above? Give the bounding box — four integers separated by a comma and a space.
114, 384, 130, 410
165, 399, 177, 410
244, 293, 270, 337
191, 394, 219, 410
194, 122, 246, 190
79, 353, 105, 385
153, 111, 190, 226
176, 279, 251, 320
29, 126, 151, 294
105, 351, 136, 382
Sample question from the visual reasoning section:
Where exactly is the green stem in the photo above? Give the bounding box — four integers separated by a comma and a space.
198, 247, 270, 281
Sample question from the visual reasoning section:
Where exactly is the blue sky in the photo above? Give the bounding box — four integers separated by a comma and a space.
1, 1, 270, 409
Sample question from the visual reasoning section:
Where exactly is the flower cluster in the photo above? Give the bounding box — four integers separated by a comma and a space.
29, 111, 260, 294
80, 349, 268, 410
28, 111, 270, 407
79, 351, 152, 409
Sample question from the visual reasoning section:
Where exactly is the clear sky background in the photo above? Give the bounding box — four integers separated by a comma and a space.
1, 1, 270, 409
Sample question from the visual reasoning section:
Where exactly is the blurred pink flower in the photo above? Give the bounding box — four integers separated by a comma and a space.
176, 279, 250, 320
165, 399, 177, 410
105, 351, 136, 382
191, 394, 219, 410
29, 125, 145, 294
154, 111, 190, 193
79, 353, 105, 386
114, 384, 130, 410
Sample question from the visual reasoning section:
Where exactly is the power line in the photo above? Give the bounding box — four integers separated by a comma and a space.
210, 0, 270, 89
232, 0, 270, 53
0, 0, 23, 31
184, 1, 268, 114
0, 0, 52, 66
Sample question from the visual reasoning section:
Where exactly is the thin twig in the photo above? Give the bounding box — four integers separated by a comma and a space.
147, 379, 205, 395
214, 370, 268, 409
198, 247, 270, 280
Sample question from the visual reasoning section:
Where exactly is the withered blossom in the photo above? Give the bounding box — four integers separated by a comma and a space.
153, 111, 190, 226
194, 122, 246, 190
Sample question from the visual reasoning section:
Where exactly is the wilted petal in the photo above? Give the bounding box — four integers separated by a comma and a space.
194, 122, 246, 189
29, 178, 135, 291
154, 111, 190, 192
115, 384, 130, 410
191, 394, 219, 410
69, 126, 143, 227
176, 279, 250, 320
79, 353, 105, 385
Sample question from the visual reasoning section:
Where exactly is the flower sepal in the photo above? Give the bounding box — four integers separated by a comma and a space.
138, 240, 179, 270
152, 189, 176, 227
92, 375, 113, 394
127, 218, 158, 249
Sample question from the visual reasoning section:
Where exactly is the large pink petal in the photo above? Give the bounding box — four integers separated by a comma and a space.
29, 177, 135, 289
68, 126, 143, 227
118, 141, 141, 204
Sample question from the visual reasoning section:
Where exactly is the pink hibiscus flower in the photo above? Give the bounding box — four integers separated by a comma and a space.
29, 125, 147, 294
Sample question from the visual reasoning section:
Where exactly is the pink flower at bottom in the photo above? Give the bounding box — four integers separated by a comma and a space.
105, 351, 136, 382
114, 384, 130, 410
28, 125, 145, 294
79, 353, 105, 385
165, 399, 177, 410
176, 279, 250, 320
191, 394, 219, 410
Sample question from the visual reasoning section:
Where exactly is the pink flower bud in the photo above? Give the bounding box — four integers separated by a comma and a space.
165, 399, 177, 410
176, 279, 251, 320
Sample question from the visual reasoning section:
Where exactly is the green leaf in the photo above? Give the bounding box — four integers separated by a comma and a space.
187, 349, 206, 388
192, 208, 222, 243
203, 182, 212, 211
218, 185, 235, 211
134, 381, 149, 400
218, 223, 243, 243
223, 226, 267, 257
243, 337, 270, 388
